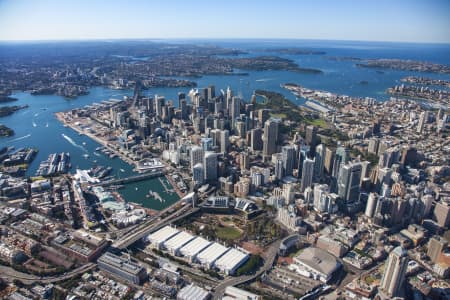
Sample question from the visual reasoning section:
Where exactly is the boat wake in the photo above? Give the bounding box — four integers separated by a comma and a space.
61, 134, 87, 152
93, 151, 101, 157
32, 121, 37, 127
10, 134, 31, 142
255, 78, 274, 82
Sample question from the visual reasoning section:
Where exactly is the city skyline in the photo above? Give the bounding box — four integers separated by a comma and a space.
0, 0, 449, 43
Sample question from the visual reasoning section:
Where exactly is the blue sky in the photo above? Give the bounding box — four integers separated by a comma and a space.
0, 0, 449, 43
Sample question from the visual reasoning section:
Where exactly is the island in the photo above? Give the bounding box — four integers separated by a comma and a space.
0, 105, 29, 117
0, 124, 14, 136
0, 96, 18, 103
357, 58, 450, 74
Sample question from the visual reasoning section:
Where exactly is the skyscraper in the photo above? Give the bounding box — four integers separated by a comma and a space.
417, 111, 427, 133
190, 146, 204, 170
337, 162, 362, 204
314, 144, 325, 182
250, 128, 263, 151
365, 192, 378, 218
282, 145, 296, 177
300, 157, 315, 192
297, 145, 310, 179
275, 158, 284, 181
203, 152, 218, 182
230, 96, 241, 126
379, 246, 408, 298
220, 130, 229, 153
262, 119, 279, 158
207, 85, 215, 100
305, 125, 317, 146
313, 184, 329, 213
427, 236, 448, 263
332, 146, 349, 179
192, 163, 204, 186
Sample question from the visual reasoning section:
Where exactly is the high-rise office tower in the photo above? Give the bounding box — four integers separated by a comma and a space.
324, 147, 334, 175
332, 146, 350, 179
230, 96, 241, 127
379, 246, 408, 298
250, 128, 263, 151
337, 162, 362, 204
427, 236, 448, 263
282, 145, 296, 177
258, 109, 270, 125
300, 157, 315, 192
365, 192, 378, 218
192, 163, 204, 186
275, 158, 284, 181
235, 121, 246, 138
417, 111, 427, 133
203, 152, 218, 182
178, 92, 186, 108
368, 137, 379, 154
314, 144, 325, 182
190, 146, 204, 170
154, 95, 165, 118
220, 130, 229, 153
433, 200, 450, 228
262, 119, 279, 157
305, 125, 317, 146
207, 85, 215, 100
297, 145, 310, 178
226, 87, 232, 112
313, 184, 329, 213
240, 152, 249, 171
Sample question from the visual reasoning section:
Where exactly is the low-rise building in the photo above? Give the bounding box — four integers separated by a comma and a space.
97, 252, 147, 284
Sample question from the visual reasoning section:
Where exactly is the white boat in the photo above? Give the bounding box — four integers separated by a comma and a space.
120, 168, 125, 172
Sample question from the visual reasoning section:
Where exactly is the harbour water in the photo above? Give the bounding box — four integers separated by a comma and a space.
1, 40, 449, 209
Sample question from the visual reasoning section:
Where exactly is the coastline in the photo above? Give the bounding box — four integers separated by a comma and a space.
55, 111, 185, 200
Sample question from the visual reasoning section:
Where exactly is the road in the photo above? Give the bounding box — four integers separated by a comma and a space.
0, 263, 96, 285
112, 206, 199, 249
212, 240, 281, 299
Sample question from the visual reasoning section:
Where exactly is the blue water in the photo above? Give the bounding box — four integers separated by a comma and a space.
1, 39, 449, 208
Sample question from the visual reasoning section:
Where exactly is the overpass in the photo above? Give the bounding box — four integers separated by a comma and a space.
212, 240, 280, 299
112, 206, 200, 250
97, 171, 164, 187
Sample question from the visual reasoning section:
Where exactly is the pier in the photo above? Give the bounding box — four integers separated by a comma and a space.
97, 171, 164, 187
158, 176, 175, 194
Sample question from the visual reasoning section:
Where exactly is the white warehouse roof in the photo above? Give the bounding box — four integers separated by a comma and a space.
214, 248, 249, 274
147, 226, 180, 246
177, 283, 210, 300
163, 231, 195, 254
196, 242, 229, 267
179, 237, 212, 259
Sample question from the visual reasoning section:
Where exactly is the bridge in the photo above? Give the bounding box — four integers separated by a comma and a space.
97, 171, 164, 187
112, 206, 200, 250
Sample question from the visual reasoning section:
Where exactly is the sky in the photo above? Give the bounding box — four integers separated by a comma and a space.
0, 0, 449, 43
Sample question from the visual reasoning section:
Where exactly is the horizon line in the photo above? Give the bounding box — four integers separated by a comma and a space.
0, 37, 449, 46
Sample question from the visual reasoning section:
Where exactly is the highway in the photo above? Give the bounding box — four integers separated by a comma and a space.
212, 240, 281, 299
112, 205, 200, 249
0, 263, 96, 285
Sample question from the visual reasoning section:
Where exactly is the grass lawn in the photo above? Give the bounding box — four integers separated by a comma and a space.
215, 226, 242, 240
307, 118, 328, 128
270, 112, 287, 119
